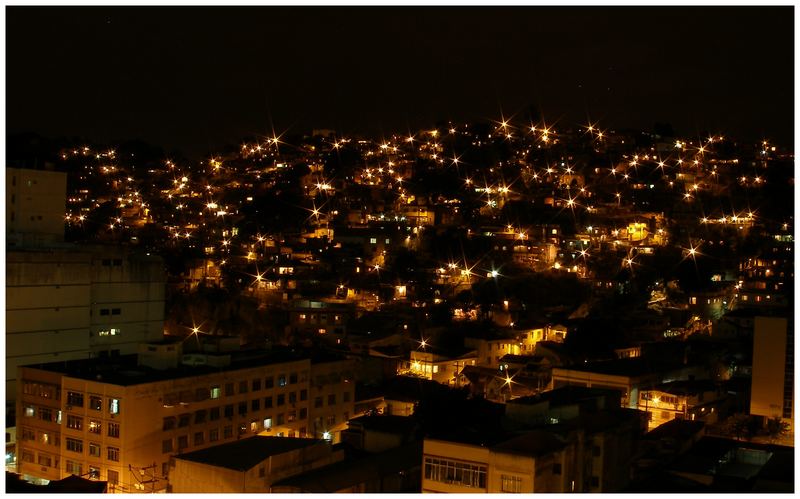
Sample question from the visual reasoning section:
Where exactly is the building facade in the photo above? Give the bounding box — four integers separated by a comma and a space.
15, 348, 354, 492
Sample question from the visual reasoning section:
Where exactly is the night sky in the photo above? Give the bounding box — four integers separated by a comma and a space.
7, 6, 795, 159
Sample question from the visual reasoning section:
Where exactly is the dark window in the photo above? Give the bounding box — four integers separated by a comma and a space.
111, 308, 121, 315
224, 426, 233, 439
194, 410, 206, 424
89, 396, 102, 411
194, 432, 204, 446
314, 396, 323, 408
209, 407, 220, 421
289, 392, 297, 403
163, 417, 176, 431
299, 408, 307, 420
224, 405, 234, 418
99, 309, 110, 316
225, 383, 234, 396
343, 391, 351, 403
592, 446, 601, 457
300, 389, 307, 401
328, 394, 336, 406
102, 259, 111, 266
67, 391, 84, 407
108, 422, 120, 438
162, 439, 173, 453
112, 259, 122, 266
177, 435, 188, 450
239, 381, 248, 394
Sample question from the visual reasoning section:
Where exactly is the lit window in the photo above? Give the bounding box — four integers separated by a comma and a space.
109, 398, 120, 415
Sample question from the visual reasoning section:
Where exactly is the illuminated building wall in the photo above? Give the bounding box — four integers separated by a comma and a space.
16, 352, 355, 492
6, 168, 67, 247
750, 316, 793, 430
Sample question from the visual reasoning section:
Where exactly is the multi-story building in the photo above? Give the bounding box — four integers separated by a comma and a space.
6, 167, 67, 248
6, 246, 166, 403
750, 315, 793, 433
637, 379, 727, 431
16, 343, 354, 492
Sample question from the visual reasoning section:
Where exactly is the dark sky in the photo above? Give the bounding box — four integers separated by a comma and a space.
7, 6, 795, 159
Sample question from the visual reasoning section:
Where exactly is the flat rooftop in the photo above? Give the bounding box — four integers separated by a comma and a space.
175, 436, 326, 471
19, 346, 341, 386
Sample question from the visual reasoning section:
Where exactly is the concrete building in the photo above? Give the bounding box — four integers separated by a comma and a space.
637, 379, 727, 431
6, 246, 166, 403
6, 167, 67, 247
15, 345, 354, 492
169, 436, 339, 493
750, 316, 793, 432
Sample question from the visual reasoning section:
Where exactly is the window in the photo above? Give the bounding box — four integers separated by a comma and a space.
277, 394, 285, 406
210, 407, 220, 421
178, 414, 190, 427
225, 382, 234, 396
161, 462, 169, 479
238, 402, 248, 416
163, 417, 176, 431
107, 470, 119, 485
501, 475, 522, 493
278, 374, 287, 387
252, 379, 261, 391
263, 418, 272, 429
39, 407, 53, 422
194, 432, 204, 446
66, 460, 82, 476
38, 453, 52, 467
88, 420, 102, 434
162, 439, 173, 453
109, 398, 120, 414
328, 394, 336, 406
224, 426, 233, 439
107, 446, 120, 462
111, 308, 121, 315
289, 372, 298, 384
64, 415, 81, 431
326, 415, 336, 426
370, 238, 377, 244
424, 457, 487, 488
209, 428, 219, 442
21, 427, 35, 441
21, 450, 34, 463
252, 399, 260, 411
210, 385, 221, 399
177, 435, 188, 451
67, 391, 84, 407
100, 309, 110, 316
108, 422, 120, 438
289, 392, 297, 404
89, 442, 101, 457
195, 410, 207, 424
250, 420, 259, 432
24, 405, 35, 418
239, 424, 247, 435
66, 437, 83, 453
264, 396, 273, 408
265, 376, 274, 389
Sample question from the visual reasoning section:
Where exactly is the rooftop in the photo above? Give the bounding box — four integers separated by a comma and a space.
175, 436, 326, 472
20, 346, 323, 386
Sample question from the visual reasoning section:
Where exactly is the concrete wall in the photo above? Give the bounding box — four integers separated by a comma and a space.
750, 316, 789, 420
